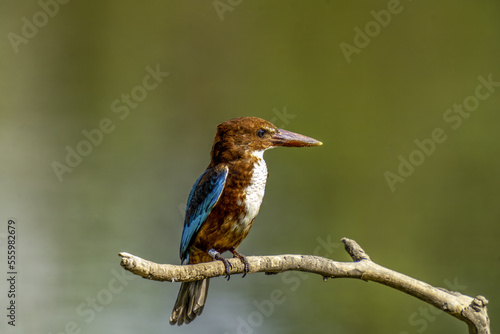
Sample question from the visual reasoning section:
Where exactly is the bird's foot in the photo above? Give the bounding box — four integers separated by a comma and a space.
208, 248, 232, 280
230, 248, 250, 278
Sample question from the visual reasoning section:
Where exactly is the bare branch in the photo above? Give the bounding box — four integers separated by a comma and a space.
118, 237, 489, 334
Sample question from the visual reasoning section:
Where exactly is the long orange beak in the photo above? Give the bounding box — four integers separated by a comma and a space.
270, 129, 322, 147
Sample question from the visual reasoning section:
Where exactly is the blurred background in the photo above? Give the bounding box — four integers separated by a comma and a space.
1, 1, 499, 333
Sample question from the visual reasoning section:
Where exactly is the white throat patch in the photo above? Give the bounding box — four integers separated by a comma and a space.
236, 150, 268, 231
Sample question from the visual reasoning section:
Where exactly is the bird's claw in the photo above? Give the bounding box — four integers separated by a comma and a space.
208, 248, 250, 280
217, 255, 232, 280
239, 257, 250, 278
230, 249, 250, 278
209, 248, 232, 280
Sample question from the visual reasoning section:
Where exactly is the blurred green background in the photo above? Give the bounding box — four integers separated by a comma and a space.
1, 1, 499, 333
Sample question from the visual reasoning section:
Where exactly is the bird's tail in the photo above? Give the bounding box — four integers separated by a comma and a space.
169, 278, 210, 325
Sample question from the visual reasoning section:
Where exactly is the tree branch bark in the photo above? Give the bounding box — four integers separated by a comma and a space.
118, 237, 490, 334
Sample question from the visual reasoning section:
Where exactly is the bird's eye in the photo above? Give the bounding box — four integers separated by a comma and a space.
257, 129, 267, 138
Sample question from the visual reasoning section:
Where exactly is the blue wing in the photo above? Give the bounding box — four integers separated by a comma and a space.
179, 165, 228, 263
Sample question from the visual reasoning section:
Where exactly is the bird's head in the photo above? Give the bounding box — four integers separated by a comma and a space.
211, 117, 322, 163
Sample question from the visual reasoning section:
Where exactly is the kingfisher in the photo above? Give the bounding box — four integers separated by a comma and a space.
169, 117, 322, 325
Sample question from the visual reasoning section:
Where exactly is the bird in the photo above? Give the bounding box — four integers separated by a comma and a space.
169, 116, 322, 325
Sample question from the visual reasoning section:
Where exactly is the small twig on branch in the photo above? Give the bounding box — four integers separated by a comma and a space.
119, 237, 490, 334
